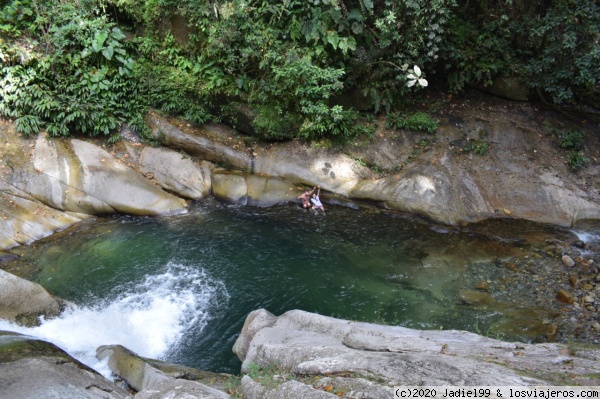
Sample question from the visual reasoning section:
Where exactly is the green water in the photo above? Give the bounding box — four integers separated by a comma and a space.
22, 199, 575, 373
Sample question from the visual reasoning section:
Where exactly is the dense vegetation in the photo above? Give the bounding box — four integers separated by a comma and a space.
1, 0, 598, 141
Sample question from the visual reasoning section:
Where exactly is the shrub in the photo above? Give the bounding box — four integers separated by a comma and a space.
567, 150, 589, 171
0, 0, 147, 138
386, 112, 439, 134
559, 129, 585, 149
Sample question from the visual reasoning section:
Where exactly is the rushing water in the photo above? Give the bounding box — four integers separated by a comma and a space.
0, 199, 593, 376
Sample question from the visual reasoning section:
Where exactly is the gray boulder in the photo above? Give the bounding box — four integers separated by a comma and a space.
233, 309, 600, 398
0, 122, 87, 250
148, 113, 251, 172
0, 332, 131, 399
139, 146, 211, 199
0, 180, 86, 249
97, 344, 230, 399
0, 269, 68, 324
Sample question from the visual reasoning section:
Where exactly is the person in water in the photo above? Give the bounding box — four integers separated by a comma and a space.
310, 187, 325, 214
298, 187, 316, 209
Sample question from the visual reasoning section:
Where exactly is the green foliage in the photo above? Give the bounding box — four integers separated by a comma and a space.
3, 0, 598, 143
567, 150, 589, 172
440, 0, 600, 112
559, 129, 586, 149
105, 0, 456, 140
524, 0, 600, 108
0, 0, 147, 138
386, 112, 439, 134
462, 140, 489, 155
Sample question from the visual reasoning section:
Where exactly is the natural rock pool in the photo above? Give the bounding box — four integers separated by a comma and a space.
1, 199, 598, 375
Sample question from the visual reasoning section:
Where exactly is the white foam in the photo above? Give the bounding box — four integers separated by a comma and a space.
0, 262, 228, 378
573, 230, 600, 244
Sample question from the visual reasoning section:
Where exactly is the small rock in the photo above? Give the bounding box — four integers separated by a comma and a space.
475, 281, 489, 291
503, 209, 511, 215
562, 255, 575, 267
556, 289, 575, 304
583, 295, 595, 303
568, 276, 578, 287
593, 323, 600, 333
505, 262, 520, 273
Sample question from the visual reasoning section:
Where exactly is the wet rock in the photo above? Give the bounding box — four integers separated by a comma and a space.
458, 290, 495, 306
96, 345, 230, 399
475, 280, 490, 291
556, 289, 575, 304
0, 269, 68, 324
505, 262, 520, 273
0, 332, 130, 399
569, 276, 578, 287
562, 255, 575, 267
546, 324, 558, 340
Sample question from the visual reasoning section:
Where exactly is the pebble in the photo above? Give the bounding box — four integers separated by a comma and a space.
556, 289, 575, 304
562, 255, 575, 267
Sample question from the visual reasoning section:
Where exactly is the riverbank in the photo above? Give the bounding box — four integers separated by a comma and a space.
1, 91, 600, 397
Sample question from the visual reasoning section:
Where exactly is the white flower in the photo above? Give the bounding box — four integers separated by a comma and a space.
407, 65, 428, 88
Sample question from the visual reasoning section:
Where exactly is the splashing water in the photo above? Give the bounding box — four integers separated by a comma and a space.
0, 262, 228, 377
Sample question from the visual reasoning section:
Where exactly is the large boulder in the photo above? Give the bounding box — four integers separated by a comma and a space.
97, 345, 230, 399
233, 309, 600, 398
0, 331, 131, 399
0, 180, 86, 249
148, 113, 252, 171
139, 146, 212, 199
212, 172, 300, 206
12, 135, 188, 216
350, 161, 492, 225
0, 269, 68, 325
29, 136, 186, 215
0, 121, 87, 250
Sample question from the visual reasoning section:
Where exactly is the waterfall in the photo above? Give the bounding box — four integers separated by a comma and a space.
0, 262, 229, 378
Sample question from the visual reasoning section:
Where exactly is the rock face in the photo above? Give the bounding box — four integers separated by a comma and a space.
0, 331, 131, 399
97, 344, 231, 399
27, 136, 188, 216
0, 120, 188, 251
233, 309, 600, 398
143, 97, 600, 227
0, 268, 67, 324
139, 146, 211, 199
212, 172, 299, 206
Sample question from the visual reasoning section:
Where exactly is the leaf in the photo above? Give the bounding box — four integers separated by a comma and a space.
110, 27, 126, 41
102, 46, 114, 60
92, 31, 108, 52
361, 0, 374, 13
407, 79, 416, 87
413, 65, 421, 77
418, 78, 428, 87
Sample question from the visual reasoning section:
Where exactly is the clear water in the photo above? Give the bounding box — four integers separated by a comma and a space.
0, 200, 586, 375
